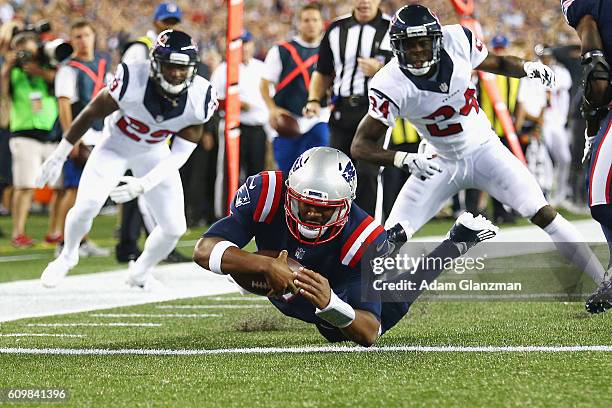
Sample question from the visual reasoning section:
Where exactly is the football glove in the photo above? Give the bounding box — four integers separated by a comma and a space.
393, 151, 441, 179
35, 139, 74, 188
110, 176, 145, 204
523, 61, 556, 89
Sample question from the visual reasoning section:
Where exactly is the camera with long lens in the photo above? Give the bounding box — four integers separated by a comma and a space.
12, 20, 73, 67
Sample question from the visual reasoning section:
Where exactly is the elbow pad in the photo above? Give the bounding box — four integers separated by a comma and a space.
581, 50, 612, 107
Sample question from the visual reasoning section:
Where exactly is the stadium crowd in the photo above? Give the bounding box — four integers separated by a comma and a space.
0, 0, 591, 253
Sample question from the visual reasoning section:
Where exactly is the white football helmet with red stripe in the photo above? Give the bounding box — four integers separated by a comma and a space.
285, 147, 357, 245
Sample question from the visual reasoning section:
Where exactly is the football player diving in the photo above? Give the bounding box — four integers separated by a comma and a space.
194, 147, 498, 346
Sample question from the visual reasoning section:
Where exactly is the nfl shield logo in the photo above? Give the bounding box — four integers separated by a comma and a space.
439, 83, 448, 92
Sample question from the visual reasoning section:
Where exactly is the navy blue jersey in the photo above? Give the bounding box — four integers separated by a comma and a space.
562, 0, 612, 64
204, 171, 389, 338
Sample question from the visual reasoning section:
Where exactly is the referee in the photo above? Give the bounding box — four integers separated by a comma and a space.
304, 0, 392, 215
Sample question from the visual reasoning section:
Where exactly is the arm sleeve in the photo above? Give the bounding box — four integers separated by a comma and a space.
203, 175, 260, 247
315, 27, 334, 75
262, 46, 283, 83
198, 83, 219, 123
107, 63, 129, 103
367, 73, 401, 127
461, 26, 488, 69
54, 65, 78, 101
121, 42, 149, 64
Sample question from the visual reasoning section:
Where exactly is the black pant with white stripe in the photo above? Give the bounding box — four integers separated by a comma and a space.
328, 98, 381, 216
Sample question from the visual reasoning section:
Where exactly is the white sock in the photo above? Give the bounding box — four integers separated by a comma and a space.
60, 205, 95, 266
543, 214, 605, 283
130, 226, 180, 282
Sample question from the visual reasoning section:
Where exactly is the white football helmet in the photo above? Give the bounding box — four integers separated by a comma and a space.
285, 147, 357, 245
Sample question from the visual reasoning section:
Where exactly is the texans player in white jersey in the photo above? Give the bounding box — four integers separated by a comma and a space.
351, 5, 607, 298
35, 30, 218, 288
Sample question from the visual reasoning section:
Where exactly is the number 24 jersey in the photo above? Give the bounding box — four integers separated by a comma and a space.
368, 25, 494, 159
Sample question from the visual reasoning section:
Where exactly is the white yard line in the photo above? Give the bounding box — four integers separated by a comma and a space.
156, 305, 268, 309
25, 323, 162, 327
0, 333, 85, 338
1, 345, 612, 355
205, 296, 268, 302
90, 313, 221, 318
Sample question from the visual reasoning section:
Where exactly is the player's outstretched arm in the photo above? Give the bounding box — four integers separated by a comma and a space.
477, 55, 555, 89
294, 267, 380, 347
351, 114, 393, 166
193, 237, 297, 296
35, 89, 119, 187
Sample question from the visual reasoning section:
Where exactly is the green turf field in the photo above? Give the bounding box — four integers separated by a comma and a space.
1, 210, 610, 407
1, 296, 611, 407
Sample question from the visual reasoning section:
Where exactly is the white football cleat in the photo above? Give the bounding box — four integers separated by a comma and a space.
447, 212, 499, 254
40, 256, 76, 288
125, 260, 165, 291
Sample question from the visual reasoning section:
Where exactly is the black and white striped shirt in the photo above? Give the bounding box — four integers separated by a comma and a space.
316, 10, 392, 98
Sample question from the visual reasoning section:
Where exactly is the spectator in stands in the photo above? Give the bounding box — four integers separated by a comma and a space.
54, 19, 111, 257
0, 30, 61, 248
260, 2, 329, 175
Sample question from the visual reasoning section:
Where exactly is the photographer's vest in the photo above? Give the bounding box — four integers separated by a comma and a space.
67, 53, 110, 131
9, 68, 58, 133
273, 40, 320, 116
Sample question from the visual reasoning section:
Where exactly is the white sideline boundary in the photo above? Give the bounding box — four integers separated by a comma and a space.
156, 305, 268, 309
1, 345, 612, 355
26, 323, 162, 327
90, 313, 221, 318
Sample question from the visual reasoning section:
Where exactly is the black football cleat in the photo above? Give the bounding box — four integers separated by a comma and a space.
386, 223, 408, 244
585, 280, 612, 314
447, 212, 499, 254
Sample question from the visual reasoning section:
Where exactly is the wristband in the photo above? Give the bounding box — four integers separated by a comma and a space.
307, 99, 321, 105
315, 290, 356, 328
55, 138, 75, 159
393, 151, 408, 169
209, 240, 238, 274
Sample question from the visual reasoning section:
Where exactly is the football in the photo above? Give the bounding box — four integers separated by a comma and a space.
271, 111, 301, 138
228, 249, 303, 296
69, 142, 92, 168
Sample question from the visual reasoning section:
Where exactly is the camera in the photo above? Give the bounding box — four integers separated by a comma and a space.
12, 20, 73, 67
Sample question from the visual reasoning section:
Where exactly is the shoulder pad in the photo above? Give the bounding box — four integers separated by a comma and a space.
339, 207, 385, 268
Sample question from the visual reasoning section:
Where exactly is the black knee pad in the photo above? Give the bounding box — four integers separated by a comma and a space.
530, 205, 557, 228
591, 204, 612, 228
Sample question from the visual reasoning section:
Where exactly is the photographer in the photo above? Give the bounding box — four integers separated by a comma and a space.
0, 30, 60, 248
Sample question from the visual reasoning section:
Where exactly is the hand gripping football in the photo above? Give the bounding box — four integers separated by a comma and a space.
228, 249, 303, 296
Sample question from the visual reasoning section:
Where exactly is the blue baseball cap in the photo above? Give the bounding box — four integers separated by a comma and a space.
491, 34, 508, 49
154, 2, 182, 22
240, 30, 253, 42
